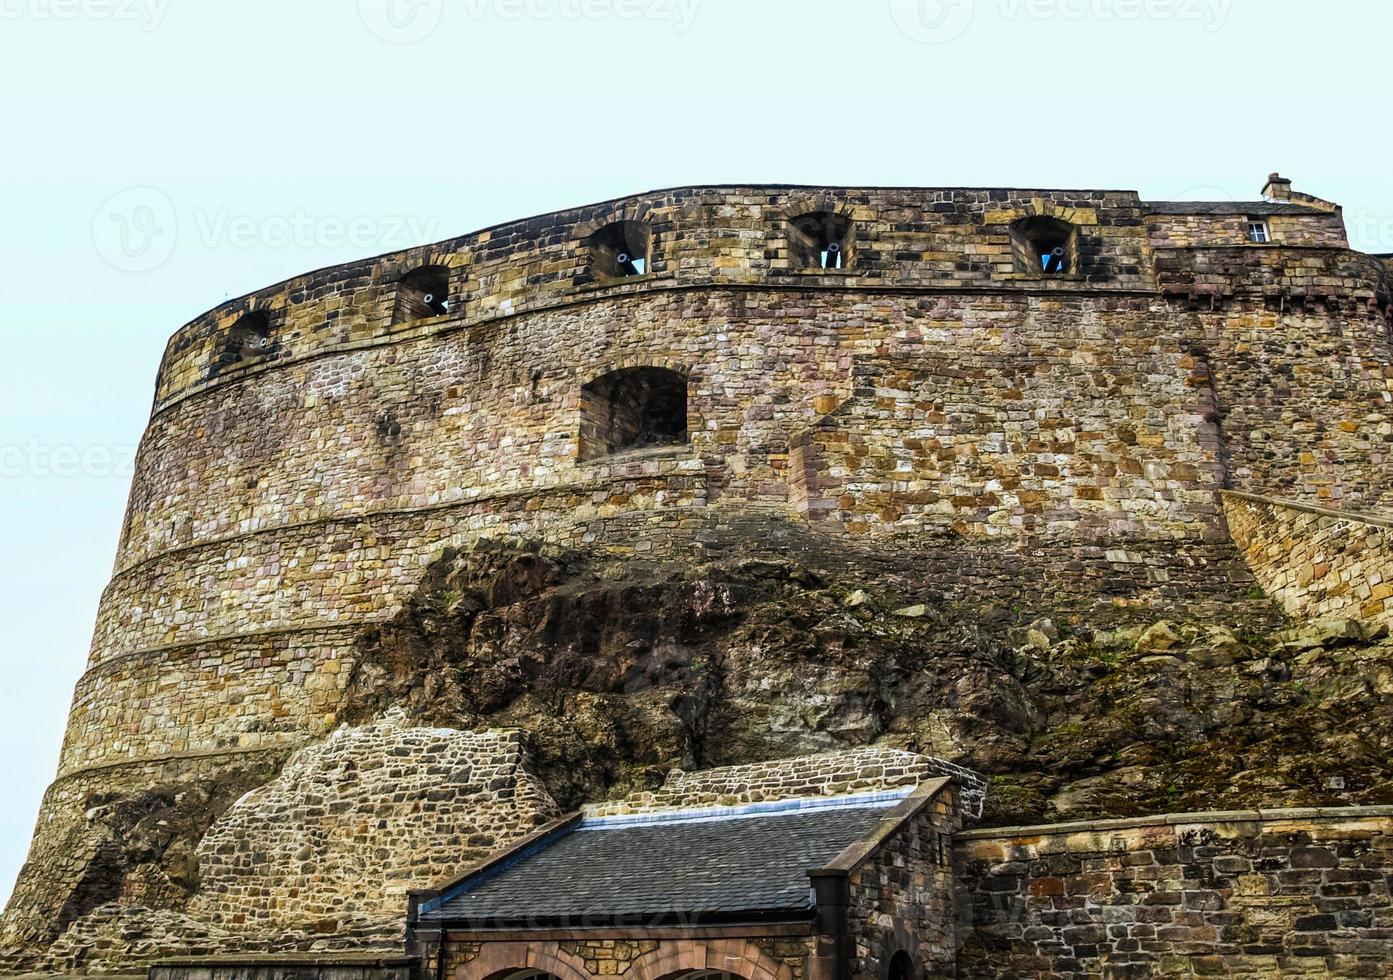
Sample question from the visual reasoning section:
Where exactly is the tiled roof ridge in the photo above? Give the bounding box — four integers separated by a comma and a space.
579, 787, 912, 829
587, 747, 987, 821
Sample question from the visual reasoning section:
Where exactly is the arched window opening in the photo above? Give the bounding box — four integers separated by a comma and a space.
888, 951, 917, 980
579, 367, 688, 461
394, 264, 451, 323
789, 211, 854, 270
589, 221, 651, 280
224, 310, 273, 365
482, 972, 564, 980
658, 973, 749, 979
1010, 216, 1077, 276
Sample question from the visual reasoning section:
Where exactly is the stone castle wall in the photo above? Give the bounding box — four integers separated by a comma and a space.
0, 749, 290, 953
7, 184, 1393, 967
2, 716, 558, 971
955, 806, 1393, 979
1224, 491, 1393, 625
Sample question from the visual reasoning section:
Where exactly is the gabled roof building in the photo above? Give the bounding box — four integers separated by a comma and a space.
405, 753, 982, 980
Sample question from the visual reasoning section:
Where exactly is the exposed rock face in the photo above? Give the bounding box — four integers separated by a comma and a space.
7, 535, 1392, 976
345, 541, 1393, 825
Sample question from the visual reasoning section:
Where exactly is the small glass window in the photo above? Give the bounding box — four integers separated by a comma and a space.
1247, 220, 1271, 244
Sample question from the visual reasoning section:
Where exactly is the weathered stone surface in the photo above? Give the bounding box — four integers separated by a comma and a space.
957, 808, 1393, 979
4, 181, 1393, 974
1227, 492, 1393, 627
188, 713, 557, 934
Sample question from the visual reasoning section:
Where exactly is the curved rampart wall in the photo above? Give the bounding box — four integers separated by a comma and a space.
67, 188, 1393, 781
7, 185, 1393, 960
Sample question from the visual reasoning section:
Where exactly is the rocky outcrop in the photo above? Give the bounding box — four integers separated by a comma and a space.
346, 540, 1393, 825
8, 538, 1393, 976
0, 754, 286, 958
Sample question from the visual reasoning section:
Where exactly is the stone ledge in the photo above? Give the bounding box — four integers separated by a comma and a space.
956, 804, 1393, 840
52, 743, 296, 785
1221, 489, 1393, 529
151, 955, 414, 968
109, 468, 715, 582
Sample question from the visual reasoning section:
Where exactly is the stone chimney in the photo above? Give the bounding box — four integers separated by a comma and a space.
1260, 172, 1341, 215
1262, 172, 1293, 201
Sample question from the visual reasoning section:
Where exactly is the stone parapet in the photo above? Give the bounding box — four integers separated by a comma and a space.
1224, 490, 1393, 625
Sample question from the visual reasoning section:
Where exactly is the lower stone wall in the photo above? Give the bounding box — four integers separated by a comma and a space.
149, 954, 418, 980
436, 935, 811, 980
0, 749, 290, 954
955, 806, 1393, 979
1224, 491, 1393, 625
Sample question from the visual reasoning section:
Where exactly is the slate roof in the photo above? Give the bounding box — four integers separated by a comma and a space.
1144, 200, 1326, 216
418, 797, 899, 926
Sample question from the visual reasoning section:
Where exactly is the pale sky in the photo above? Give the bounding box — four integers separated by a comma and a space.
0, 0, 1389, 907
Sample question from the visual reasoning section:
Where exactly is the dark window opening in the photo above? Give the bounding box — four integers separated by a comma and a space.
888, 951, 916, 980
1010, 216, 1077, 276
789, 211, 854, 270
224, 311, 273, 365
589, 221, 651, 280
579, 366, 688, 460
393, 264, 451, 323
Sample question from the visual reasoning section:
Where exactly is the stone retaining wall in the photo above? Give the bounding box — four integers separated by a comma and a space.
956, 806, 1393, 978
150, 954, 418, 980
1224, 491, 1393, 625
188, 715, 558, 934
844, 783, 965, 979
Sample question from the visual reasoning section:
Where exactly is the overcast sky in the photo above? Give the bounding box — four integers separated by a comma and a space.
0, 0, 1389, 907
